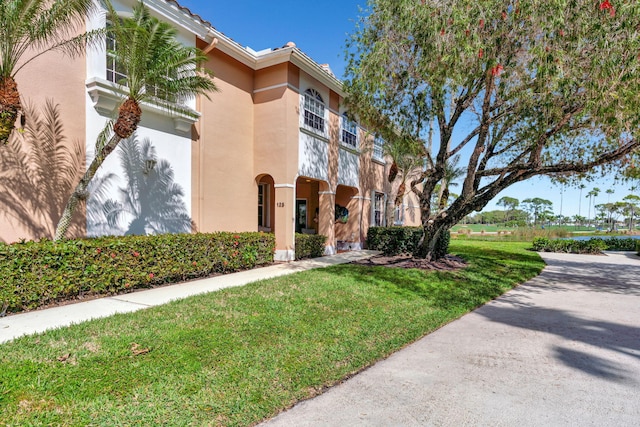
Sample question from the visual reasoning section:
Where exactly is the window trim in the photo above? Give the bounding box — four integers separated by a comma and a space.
373, 135, 385, 162
302, 88, 326, 135
258, 183, 270, 229
105, 22, 127, 86
86, 77, 200, 133
393, 203, 404, 226
372, 191, 386, 227
340, 113, 358, 149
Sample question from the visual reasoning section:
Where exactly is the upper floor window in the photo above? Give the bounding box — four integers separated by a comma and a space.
106, 22, 177, 104
303, 89, 325, 132
106, 23, 127, 85
373, 135, 385, 161
341, 113, 358, 148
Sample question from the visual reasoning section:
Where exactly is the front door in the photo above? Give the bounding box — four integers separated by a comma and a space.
296, 199, 307, 233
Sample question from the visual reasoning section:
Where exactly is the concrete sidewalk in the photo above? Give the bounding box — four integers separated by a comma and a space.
0, 250, 379, 344
261, 251, 640, 427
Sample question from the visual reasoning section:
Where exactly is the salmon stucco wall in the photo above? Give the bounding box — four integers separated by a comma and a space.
193, 46, 256, 233
0, 38, 87, 243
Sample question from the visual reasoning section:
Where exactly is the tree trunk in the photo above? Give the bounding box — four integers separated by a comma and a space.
113, 98, 141, 139
54, 133, 122, 240
55, 97, 142, 240
414, 220, 452, 261
0, 76, 22, 145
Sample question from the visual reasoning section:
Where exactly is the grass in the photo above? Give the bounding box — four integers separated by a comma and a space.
0, 241, 544, 426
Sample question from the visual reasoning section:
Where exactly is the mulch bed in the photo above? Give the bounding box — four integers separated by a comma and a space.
350, 254, 468, 271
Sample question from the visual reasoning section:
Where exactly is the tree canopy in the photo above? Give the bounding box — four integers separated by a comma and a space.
345, 0, 640, 258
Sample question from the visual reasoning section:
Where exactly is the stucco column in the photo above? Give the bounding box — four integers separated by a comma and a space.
274, 184, 295, 261
319, 190, 336, 255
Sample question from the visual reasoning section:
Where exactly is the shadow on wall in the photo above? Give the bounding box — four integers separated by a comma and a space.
0, 99, 84, 241
87, 136, 193, 236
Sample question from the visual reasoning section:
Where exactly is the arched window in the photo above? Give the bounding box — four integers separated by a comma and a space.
341, 113, 358, 148
303, 89, 325, 132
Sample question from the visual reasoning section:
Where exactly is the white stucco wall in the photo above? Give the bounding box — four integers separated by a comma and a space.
298, 131, 329, 182
338, 148, 359, 188
84, 0, 196, 236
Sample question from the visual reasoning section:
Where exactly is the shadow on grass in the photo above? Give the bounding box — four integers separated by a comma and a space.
324, 243, 544, 311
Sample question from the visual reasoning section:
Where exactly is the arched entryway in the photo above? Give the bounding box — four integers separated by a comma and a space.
335, 185, 361, 251
255, 174, 275, 233
295, 176, 334, 254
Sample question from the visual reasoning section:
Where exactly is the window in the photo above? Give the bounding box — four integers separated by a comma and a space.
373, 135, 384, 161
373, 192, 386, 227
106, 22, 175, 103
394, 204, 404, 226
303, 89, 325, 132
258, 183, 270, 228
106, 23, 127, 85
341, 113, 358, 148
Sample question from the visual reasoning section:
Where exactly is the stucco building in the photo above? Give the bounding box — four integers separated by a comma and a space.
0, 0, 421, 260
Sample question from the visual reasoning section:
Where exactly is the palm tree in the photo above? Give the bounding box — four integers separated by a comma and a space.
383, 134, 425, 225
578, 183, 586, 227
101, 137, 192, 235
0, 0, 98, 144
586, 187, 600, 227
437, 154, 466, 211
54, 2, 217, 240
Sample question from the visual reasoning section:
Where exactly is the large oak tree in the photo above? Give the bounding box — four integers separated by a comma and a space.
345, 0, 640, 259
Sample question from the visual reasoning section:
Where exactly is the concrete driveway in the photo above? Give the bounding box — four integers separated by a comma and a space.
260, 251, 640, 426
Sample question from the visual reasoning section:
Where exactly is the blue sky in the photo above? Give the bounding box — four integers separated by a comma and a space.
177, 0, 636, 218
178, 0, 364, 78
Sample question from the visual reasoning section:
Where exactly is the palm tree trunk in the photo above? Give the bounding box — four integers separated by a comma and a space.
54, 133, 122, 240
0, 76, 22, 144
55, 98, 142, 240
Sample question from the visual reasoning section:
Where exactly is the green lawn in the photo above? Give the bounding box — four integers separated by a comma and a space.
0, 241, 544, 426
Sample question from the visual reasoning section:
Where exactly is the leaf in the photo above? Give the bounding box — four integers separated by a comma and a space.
130, 342, 150, 356
56, 353, 71, 362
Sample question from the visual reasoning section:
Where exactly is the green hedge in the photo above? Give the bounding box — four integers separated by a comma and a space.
366, 226, 451, 258
0, 232, 275, 314
295, 233, 327, 260
532, 237, 606, 254
600, 237, 638, 251
533, 237, 639, 254
367, 226, 423, 255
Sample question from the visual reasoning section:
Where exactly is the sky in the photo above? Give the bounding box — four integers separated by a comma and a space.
177, 0, 637, 219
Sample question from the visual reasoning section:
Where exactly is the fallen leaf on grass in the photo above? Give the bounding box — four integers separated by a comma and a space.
56, 353, 71, 362
130, 343, 151, 356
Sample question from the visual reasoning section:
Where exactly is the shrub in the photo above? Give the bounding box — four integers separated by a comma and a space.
0, 232, 275, 314
601, 237, 637, 251
367, 226, 422, 255
367, 226, 450, 258
532, 237, 607, 254
433, 229, 451, 259
295, 233, 327, 260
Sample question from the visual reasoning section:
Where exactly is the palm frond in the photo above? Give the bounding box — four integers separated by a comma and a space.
104, 1, 217, 111
1, 0, 96, 78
